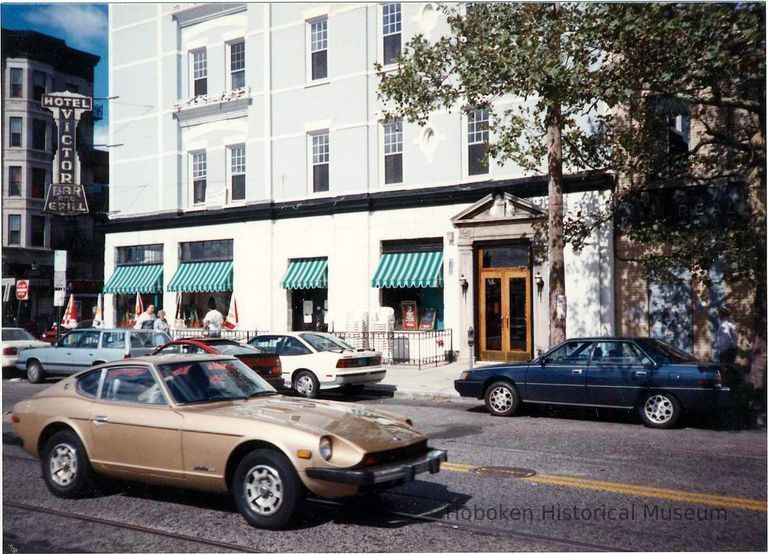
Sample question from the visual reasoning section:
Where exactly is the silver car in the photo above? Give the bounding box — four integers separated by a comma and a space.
16, 328, 172, 383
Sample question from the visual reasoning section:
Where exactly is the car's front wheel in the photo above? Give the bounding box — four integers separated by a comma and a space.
293, 370, 319, 398
41, 430, 95, 498
27, 359, 46, 384
639, 392, 681, 429
484, 381, 521, 417
233, 449, 303, 529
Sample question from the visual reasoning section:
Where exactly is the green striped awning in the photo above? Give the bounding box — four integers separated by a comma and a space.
103, 264, 163, 294
372, 251, 444, 288
167, 261, 233, 292
281, 258, 328, 290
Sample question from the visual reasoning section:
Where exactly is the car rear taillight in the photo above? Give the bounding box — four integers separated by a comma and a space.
714, 370, 723, 387
10, 415, 20, 424
3, 347, 18, 356
336, 358, 352, 369
272, 359, 282, 376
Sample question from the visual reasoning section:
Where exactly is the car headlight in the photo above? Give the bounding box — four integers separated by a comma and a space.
319, 436, 333, 461
460, 371, 470, 380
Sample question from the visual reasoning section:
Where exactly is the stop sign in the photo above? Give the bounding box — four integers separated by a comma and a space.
15, 280, 29, 301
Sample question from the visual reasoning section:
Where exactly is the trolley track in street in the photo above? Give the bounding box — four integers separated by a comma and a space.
3, 451, 623, 552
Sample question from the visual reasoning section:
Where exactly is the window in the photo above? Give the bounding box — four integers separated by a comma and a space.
32, 119, 47, 151
7, 215, 21, 246
58, 332, 83, 347
9, 117, 22, 147
8, 167, 21, 197
116, 244, 163, 265
279, 337, 311, 356
30, 216, 45, 247
467, 108, 489, 175
229, 41, 245, 89
309, 18, 328, 80
542, 341, 594, 365
179, 239, 233, 262
590, 342, 645, 365
31, 168, 46, 199
65, 82, 80, 93
32, 71, 46, 101
192, 49, 207, 97
78, 331, 102, 349
382, 3, 402, 65
102, 366, 165, 404
229, 144, 246, 201
191, 151, 207, 205
77, 370, 102, 398
383, 118, 403, 184
102, 331, 127, 349
9, 68, 22, 98
311, 131, 330, 192
249, 336, 281, 355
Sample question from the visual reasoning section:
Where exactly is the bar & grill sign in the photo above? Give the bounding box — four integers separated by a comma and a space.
41, 93, 92, 215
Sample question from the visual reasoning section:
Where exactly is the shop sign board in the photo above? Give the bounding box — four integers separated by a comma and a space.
54, 290, 66, 307
401, 301, 419, 330
15, 280, 29, 301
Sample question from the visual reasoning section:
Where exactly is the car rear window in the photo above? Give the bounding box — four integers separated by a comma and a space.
77, 370, 102, 398
2, 329, 35, 341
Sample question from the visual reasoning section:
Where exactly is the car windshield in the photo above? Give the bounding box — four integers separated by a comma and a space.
213, 343, 262, 356
636, 338, 697, 364
156, 359, 276, 405
299, 333, 354, 353
2, 329, 36, 341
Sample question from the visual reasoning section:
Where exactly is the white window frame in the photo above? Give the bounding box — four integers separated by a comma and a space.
465, 108, 490, 178
227, 40, 245, 91
190, 150, 207, 207
227, 144, 246, 203
7, 165, 23, 197
306, 16, 329, 83
190, 48, 208, 98
9, 67, 23, 98
6, 213, 22, 247
308, 130, 330, 194
9, 116, 23, 148
381, 3, 402, 67
382, 118, 404, 185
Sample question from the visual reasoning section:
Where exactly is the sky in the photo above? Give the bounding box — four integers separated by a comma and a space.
1, 3, 109, 146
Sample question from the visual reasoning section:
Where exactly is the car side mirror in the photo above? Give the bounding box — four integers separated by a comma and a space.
642, 358, 656, 369
540, 357, 547, 366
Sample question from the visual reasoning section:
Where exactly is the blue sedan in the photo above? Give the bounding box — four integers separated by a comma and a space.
454, 337, 747, 429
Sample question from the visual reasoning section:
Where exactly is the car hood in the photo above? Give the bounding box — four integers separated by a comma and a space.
183, 396, 424, 452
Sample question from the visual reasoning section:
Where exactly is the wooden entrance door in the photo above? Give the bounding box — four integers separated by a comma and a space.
478, 269, 532, 362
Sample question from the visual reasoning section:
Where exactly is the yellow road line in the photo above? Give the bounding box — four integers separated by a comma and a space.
440, 463, 767, 512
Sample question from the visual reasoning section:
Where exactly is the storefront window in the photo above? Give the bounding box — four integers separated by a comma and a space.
177, 292, 232, 329
381, 287, 444, 330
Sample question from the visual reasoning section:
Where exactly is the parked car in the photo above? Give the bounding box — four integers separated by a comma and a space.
2, 328, 50, 369
455, 337, 748, 429
150, 338, 283, 389
16, 328, 172, 383
10, 354, 446, 528
247, 332, 385, 398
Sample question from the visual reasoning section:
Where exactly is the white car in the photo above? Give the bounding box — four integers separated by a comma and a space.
247, 332, 386, 398
2, 328, 49, 368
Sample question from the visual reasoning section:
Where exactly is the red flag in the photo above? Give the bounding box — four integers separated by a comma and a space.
135, 293, 144, 317
223, 294, 239, 329
61, 295, 78, 329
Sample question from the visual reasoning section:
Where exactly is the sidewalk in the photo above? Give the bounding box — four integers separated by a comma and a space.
369, 360, 497, 401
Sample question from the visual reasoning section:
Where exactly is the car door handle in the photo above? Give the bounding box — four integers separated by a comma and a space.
92, 415, 108, 423
571, 369, 583, 375
634, 371, 647, 377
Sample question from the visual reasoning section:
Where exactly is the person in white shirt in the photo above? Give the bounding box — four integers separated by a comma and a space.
154, 310, 170, 333
715, 307, 738, 364
134, 305, 155, 329
203, 298, 224, 337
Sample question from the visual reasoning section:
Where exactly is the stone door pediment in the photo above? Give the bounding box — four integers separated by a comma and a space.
451, 192, 545, 226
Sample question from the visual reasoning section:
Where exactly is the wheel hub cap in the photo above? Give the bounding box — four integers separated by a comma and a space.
645, 395, 674, 423
244, 465, 283, 516
296, 376, 313, 396
50, 444, 78, 486
490, 387, 513, 412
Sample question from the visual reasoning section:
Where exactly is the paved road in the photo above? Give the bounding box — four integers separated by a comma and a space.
3, 378, 766, 552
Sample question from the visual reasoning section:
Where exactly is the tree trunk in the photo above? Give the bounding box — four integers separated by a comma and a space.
548, 103, 567, 346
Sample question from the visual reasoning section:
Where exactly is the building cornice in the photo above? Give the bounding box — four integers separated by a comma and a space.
101, 173, 613, 234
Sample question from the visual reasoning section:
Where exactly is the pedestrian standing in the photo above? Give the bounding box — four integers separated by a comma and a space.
715, 307, 738, 364
134, 304, 156, 329
154, 310, 170, 333
203, 297, 224, 337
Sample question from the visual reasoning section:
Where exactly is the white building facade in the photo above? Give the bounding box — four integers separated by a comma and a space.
106, 2, 614, 362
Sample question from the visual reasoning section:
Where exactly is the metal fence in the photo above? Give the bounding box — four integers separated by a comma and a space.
170, 328, 260, 342
333, 329, 453, 369
168, 328, 454, 369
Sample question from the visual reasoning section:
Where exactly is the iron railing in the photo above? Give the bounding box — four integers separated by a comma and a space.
168, 328, 453, 369
170, 328, 260, 342
332, 329, 453, 369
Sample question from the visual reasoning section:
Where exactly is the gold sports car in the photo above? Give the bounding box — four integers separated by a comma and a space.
11, 354, 447, 528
